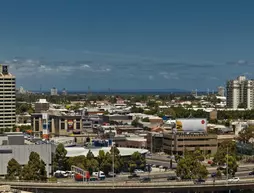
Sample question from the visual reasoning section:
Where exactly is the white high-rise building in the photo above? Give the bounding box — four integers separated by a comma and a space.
226, 75, 254, 109
0, 65, 16, 129
50, 87, 58, 96
217, 86, 225, 97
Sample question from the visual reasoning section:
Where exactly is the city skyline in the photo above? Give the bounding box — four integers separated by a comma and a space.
1, 0, 254, 90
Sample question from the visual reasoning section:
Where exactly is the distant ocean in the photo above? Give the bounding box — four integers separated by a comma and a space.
30, 88, 215, 95
31, 88, 198, 95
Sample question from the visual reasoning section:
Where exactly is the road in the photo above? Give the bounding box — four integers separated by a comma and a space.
58, 170, 254, 184
147, 158, 254, 171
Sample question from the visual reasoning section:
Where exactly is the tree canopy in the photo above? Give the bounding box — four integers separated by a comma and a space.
53, 143, 68, 172
238, 126, 254, 144
176, 150, 208, 180
6, 158, 21, 180
128, 152, 146, 173
21, 152, 47, 181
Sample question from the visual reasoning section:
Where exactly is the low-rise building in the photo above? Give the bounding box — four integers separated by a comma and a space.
0, 133, 55, 176
146, 132, 164, 153
163, 132, 218, 155
31, 113, 83, 137
113, 134, 147, 149
35, 99, 49, 113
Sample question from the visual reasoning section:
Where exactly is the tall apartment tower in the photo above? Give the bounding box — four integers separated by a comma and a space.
50, 87, 58, 96
226, 75, 254, 109
217, 86, 225, 97
0, 65, 16, 129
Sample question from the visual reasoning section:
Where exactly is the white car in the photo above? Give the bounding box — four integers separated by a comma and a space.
134, 169, 144, 174
228, 177, 240, 183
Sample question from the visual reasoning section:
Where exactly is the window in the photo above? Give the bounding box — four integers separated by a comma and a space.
61, 123, 65, 130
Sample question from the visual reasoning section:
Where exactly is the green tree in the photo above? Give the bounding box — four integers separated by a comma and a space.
67, 155, 86, 170
193, 148, 205, 162
97, 150, 106, 168
216, 170, 222, 179
131, 106, 144, 113
163, 108, 176, 118
53, 143, 68, 172
39, 160, 47, 181
176, 150, 208, 180
131, 118, 139, 127
213, 141, 236, 165
222, 155, 238, 177
86, 150, 95, 159
21, 164, 33, 181
142, 117, 150, 122
128, 152, 146, 173
21, 152, 47, 181
86, 151, 99, 175
110, 146, 123, 173
6, 158, 21, 180
238, 126, 254, 143
99, 152, 112, 175
86, 158, 99, 175
28, 152, 41, 181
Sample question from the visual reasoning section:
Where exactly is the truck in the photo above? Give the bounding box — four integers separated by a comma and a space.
92, 171, 106, 180
74, 171, 105, 181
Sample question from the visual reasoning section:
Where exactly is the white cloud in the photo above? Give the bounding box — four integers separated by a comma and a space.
80, 64, 91, 69
159, 72, 179, 80
4, 58, 112, 79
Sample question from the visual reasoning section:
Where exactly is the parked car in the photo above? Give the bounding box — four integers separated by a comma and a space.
128, 173, 140, 179
65, 171, 75, 177
217, 166, 227, 170
167, 176, 177, 181
54, 170, 68, 178
194, 179, 206, 184
107, 172, 116, 177
134, 169, 144, 174
211, 173, 217, 178
228, 177, 240, 183
140, 177, 151, 183
249, 171, 254, 175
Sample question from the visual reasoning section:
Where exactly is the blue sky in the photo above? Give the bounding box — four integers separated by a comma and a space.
1, 0, 254, 91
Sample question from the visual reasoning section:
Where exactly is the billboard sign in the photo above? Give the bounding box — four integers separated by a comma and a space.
174, 118, 207, 132
42, 113, 49, 135
68, 120, 74, 130
42, 113, 48, 120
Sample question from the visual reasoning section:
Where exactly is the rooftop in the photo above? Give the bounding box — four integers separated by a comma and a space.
65, 147, 148, 157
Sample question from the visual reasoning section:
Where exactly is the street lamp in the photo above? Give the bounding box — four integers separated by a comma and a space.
111, 142, 115, 189
226, 147, 229, 185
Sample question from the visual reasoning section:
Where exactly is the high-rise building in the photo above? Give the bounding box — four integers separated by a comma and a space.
226, 75, 254, 109
62, 88, 67, 95
50, 87, 58, 96
0, 65, 16, 129
217, 86, 225, 97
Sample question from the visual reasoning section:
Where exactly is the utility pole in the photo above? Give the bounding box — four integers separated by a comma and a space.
150, 132, 153, 157
112, 143, 115, 189
226, 147, 229, 185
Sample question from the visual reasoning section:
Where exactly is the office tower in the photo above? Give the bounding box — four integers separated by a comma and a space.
217, 86, 225, 97
62, 88, 67, 96
226, 75, 254, 109
0, 65, 16, 129
50, 87, 58, 96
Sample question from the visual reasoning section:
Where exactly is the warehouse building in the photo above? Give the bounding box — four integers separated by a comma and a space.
0, 133, 55, 176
